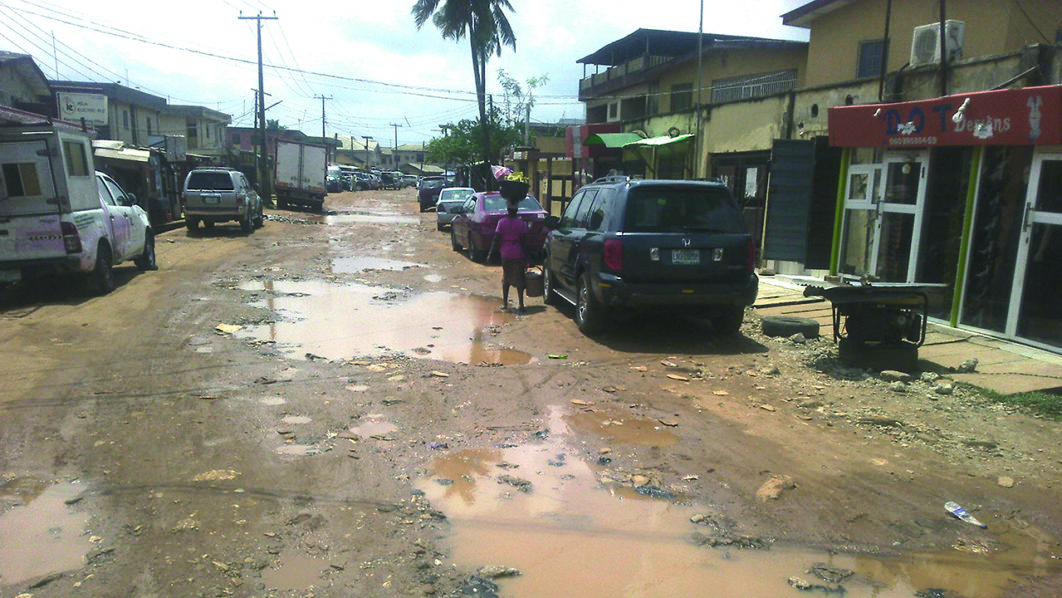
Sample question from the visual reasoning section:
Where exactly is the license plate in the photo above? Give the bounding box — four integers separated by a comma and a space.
203, 195, 221, 204
672, 249, 700, 265
0, 269, 20, 282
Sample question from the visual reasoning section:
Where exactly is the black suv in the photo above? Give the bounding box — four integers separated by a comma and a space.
541, 178, 758, 335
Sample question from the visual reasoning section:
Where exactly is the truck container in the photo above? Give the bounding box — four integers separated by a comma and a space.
274, 140, 327, 211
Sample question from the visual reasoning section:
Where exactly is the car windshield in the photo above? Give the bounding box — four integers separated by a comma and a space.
482, 194, 541, 212
186, 172, 234, 191
623, 186, 745, 233
440, 189, 474, 202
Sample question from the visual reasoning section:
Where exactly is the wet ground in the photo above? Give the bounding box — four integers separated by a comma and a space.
1, 189, 1060, 597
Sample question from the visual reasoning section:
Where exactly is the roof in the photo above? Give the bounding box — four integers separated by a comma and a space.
164, 104, 232, 124
93, 140, 151, 163
335, 134, 379, 151
781, 0, 858, 28
50, 80, 167, 111
0, 51, 51, 98
0, 104, 91, 133
577, 28, 806, 66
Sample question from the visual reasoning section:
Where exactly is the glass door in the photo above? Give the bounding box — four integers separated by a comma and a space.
1009, 153, 1062, 349
875, 152, 928, 282
838, 164, 882, 277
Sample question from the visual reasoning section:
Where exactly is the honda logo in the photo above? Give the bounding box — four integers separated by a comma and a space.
682, 238, 692, 247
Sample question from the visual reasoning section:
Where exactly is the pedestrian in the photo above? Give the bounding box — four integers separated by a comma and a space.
487, 197, 529, 314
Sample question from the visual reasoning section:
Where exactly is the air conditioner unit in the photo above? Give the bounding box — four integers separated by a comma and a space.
911, 21, 964, 65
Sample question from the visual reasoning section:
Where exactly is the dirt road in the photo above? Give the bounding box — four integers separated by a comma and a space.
1, 189, 1060, 597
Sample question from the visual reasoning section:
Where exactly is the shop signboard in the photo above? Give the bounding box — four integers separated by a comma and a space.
828, 85, 1061, 147
57, 92, 108, 127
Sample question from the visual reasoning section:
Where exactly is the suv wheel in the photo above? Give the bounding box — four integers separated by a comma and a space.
185, 217, 199, 232
135, 232, 158, 271
576, 273, 604, 335
542, 261, 559, 306
88, 243, 115, 295
711, 306, 744, 336
450, 228, 460, 251
240, 216, 253, 233
254, 206, 265, 228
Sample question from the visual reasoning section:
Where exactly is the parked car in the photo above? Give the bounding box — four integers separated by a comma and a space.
326, 165, 344, 193
450, 192, 549, 262
182, 167, 263, 233
540, 178, 758, 335
0, 119, 156, 294
435, 187, 475, 230
400, 174, 419, 188
417, 176, 447, 211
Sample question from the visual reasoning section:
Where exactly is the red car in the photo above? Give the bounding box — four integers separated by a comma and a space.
449, 192, 549, 262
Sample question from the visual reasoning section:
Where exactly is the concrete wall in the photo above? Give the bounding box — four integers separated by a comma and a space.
804, 0, 1062, 87
658, 46, 807, 112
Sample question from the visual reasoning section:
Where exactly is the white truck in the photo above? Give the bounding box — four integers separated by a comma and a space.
0, 110, 156, 295
274, 140, 327, 211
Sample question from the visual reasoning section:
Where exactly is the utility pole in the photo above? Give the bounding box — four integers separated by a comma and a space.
238, 10, 278, 206
315, 94, 332, 162
694, 0, 704, 178
524, 104, 530, 146
389, 123, 402, 168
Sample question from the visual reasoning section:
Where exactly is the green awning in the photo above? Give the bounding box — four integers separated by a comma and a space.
583, 132, 644, 148
623, 134, 694, 148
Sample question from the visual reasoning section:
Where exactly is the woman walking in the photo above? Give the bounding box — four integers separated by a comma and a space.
487, 198, 529, 314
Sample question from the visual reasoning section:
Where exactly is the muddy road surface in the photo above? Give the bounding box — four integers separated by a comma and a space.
2, 189, 1061, 597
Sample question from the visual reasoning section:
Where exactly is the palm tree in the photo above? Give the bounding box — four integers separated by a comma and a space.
412, 0, 516, 164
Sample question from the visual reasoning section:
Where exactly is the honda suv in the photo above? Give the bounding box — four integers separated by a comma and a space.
182, 167, 263, 233
541, 178, 757, 335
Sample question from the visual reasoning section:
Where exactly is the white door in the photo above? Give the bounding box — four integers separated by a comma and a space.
874, 151, 929, 282
838, 163, 883, 277
1008, 153, 1062, 348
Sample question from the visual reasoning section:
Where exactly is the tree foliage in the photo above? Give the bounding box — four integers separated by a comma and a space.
425, 108, 521, 166
412, 0, 516, 162
497, 69, 549, 127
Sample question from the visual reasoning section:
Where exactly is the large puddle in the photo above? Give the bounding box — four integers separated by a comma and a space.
331, 256, 421, 274
0, 479, 93, 585
418, 406, 1060, 598
324, 212, 418, 226
236, 280, 532, 364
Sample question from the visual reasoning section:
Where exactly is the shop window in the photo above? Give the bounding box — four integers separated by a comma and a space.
670, 83, 693, 112
917, 147, 971, 318
608, 103, 618, 119
961, 146, 1032, 332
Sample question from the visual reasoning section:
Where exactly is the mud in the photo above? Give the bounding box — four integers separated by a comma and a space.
0, 481, 92, 586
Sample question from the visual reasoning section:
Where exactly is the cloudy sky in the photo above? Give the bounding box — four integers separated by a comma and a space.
0, 0, 810, 146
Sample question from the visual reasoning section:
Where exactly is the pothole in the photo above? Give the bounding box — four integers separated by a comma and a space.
417, 406, 1061, 598
236, 279, 532, 364
0, 480, 93, 585
261, 549, 328, 591
331, 256, 421, 273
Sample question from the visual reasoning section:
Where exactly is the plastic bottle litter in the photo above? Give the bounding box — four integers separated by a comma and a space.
945, 501, 987, 529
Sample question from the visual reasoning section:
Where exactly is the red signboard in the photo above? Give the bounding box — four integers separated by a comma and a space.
566, 123, 621, 158
828, 85, 1062, 147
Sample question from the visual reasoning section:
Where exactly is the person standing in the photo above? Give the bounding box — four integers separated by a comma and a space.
487, 198, 529, 313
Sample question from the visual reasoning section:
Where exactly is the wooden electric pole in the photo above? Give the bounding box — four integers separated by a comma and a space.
238, 11, 278, 206
316, 94, 333, 162
389, 123, 402, 168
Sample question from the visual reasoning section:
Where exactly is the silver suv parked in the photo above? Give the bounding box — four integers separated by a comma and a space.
182, 168, 263, 233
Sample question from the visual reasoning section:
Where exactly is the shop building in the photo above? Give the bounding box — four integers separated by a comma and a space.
828, 84, 1062, 351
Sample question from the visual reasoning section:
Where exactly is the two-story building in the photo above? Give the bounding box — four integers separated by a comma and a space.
0, 51, 52, 115
50, 81, 167, 146
159, 105, 232, 158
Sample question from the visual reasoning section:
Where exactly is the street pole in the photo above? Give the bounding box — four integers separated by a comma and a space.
389, 123, 402, 168
238, 11, 278, 206
694, 0, 704, 179
315, 94, 332, 162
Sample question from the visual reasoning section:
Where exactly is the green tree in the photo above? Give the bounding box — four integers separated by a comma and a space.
266, 119, 287, 132
497, 69, 549, 144
425, 109, 521, 166
412, 0, 516, 164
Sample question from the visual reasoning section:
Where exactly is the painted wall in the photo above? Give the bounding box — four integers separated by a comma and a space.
704, 95, 790, 154
803, 0, 1062, 87
657, 46, 807, 112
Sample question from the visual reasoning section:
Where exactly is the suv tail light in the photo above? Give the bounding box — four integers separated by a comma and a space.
746, 238, 756, 271
60, 221, 82, 254
604, 238, 623, 271
236, 193, 245, 206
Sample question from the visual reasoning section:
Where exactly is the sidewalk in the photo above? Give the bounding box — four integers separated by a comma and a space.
753, 276, 1062, 395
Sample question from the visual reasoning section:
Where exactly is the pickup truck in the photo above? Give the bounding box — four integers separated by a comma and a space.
0, 115, 156, 294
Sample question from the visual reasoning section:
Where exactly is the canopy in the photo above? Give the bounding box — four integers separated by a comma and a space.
583, 132, 644, 148
623, 134, 694, 148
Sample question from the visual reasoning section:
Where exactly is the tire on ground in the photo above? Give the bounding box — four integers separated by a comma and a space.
761, 315, 819, 338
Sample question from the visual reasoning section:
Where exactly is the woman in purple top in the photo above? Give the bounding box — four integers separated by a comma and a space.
487, 198, 529, 313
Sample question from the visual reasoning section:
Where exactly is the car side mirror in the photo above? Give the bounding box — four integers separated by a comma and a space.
124, 193, 137, 207
544, 215, 560, 229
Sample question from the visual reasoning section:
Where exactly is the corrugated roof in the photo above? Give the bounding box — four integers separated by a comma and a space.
577, 28, 805, 66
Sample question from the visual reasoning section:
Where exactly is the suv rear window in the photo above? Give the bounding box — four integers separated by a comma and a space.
483, 195, 541, 212
187, 172, 235, 191
623, 186, 744, 234
421, 178, 445, 189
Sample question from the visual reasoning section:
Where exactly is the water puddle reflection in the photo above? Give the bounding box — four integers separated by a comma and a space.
325, 212, 417, 226
261, 549, 327, 591
236, 280, 532, 364
0, 480, 92, 585
349, 414, 397, 438
566, 407, 678, 447
418, 406, 1060, 598
332, 256, 421, 273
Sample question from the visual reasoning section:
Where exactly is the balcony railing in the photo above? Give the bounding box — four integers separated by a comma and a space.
579, 54, 676, 100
